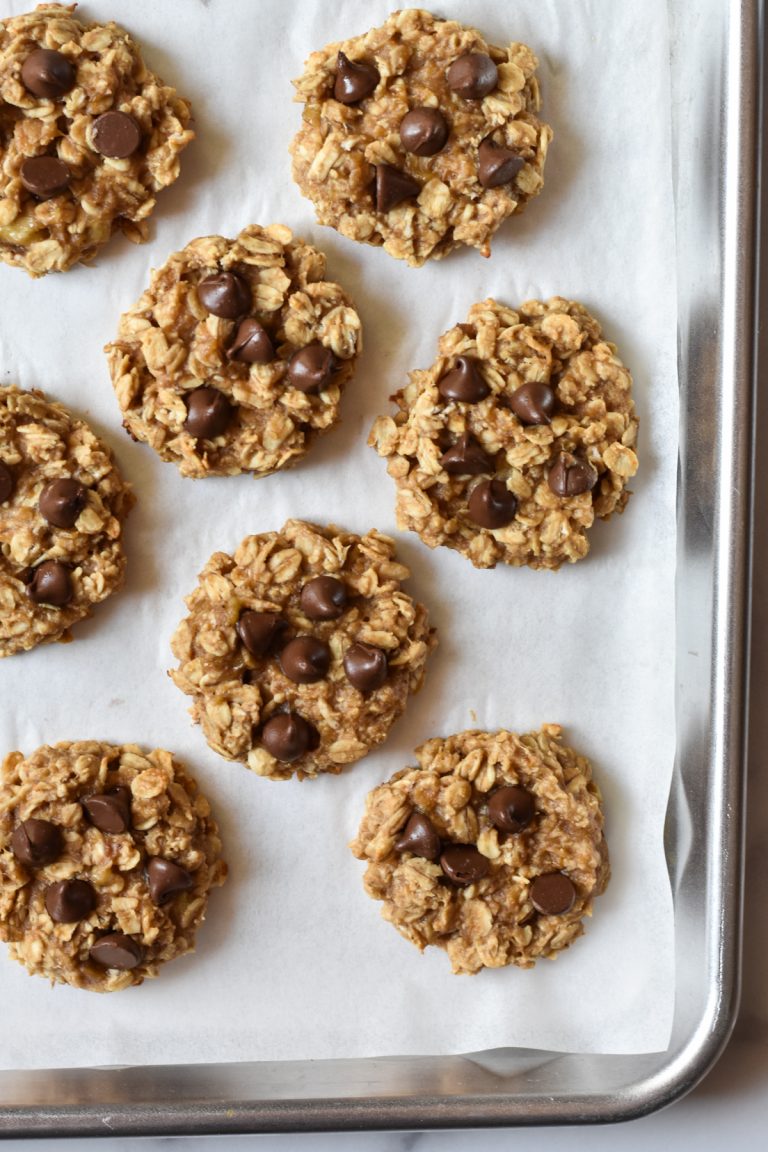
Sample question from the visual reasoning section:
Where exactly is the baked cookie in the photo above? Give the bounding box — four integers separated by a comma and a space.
351, 725, 609, 975
370, 298, 638, 570
170, 519, 436, 781
290, 9, 551, 267
105, 225, 362, 479
0, 386, 133, 657
0, 3, 193, 277
0, 741, 226, 991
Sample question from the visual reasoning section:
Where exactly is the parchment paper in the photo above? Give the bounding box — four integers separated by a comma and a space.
0, 0, 677, 1065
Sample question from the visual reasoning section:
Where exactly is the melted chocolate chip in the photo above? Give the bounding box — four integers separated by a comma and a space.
508, 381, 556, 425
91, 111, 142, 158
26, 560, 72, 606
446, 52, 498, 99
437, 356, 489, 403
45, 878, 96, 923
488, 785, 534, 833
183, 387, 233, 439
300, 575, 348, 621
197, 271, 251, 319
228, 317, 274, 364
374, 164, 421, 213
440, 432, 493, 475
343, 642, 388, 692
236, 610, 289, 658
0, 461, 14, 503
530, 872, 576, 915
38, 477, 86, 529
279, 636, 331, 684
394, 812, 440, 860
399, 107, 449, 156
467, 479, 518, 528
10, 818, 62, 867
89, 933, 143, 970
478, 138, 525, 189
334, 51, 380, 104
440, 844, 489, 886
261, 712, 316, 762
547, 452, 598, 497
82, 786, 132, 835
20, 48, 75, 99
20, 156, 71, 199
146, 857, 194, 906
287, 343, 335, 394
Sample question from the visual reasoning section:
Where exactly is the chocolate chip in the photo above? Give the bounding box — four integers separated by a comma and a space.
334, 51, 380, 104
20, 156, 71, 199
26, 560, 72, 606
437, 356, 489, 403
38, 477, 86, 529
488, 785, 534, 833
146, 857, 194, 906
300, 575, 348, 621
197, 271, 251, 319
0, 461, 14, 503
89, 933, 143, 970
477, 138, 525, 190
261, 712, 316, 762
228, 317, 274, 364
343, 642, 388, 692
547, 452, 598, 497
279, 636, 331, 684
236, 610, 288, 659
374, 164, 421, 213
530, 872, 576, 915
394, 812, 440, 860
440, 432, 493, 475
91, 111, 142, 158
287, 343, 336, 394
508, 381, 556, 425
82, 786, 132, 834
45, 878, 96, 923
10, 818, 62, 867
183, 387, 233, 439
399, 107, 449, 156
440, 844, 490, 886
467, 479, 518, 528
446, 52, 498, 99
20, 48, 75, 99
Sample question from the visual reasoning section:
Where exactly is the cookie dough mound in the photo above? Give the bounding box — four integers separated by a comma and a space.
170, 519, 436, 781
0, 386, 133, 657
370, 298, 638, 570
290, 9, 552, 267
351, 725, 609, 974
0, 741, 227, 991
0, 3, 193, 276
106, 225, 363, 479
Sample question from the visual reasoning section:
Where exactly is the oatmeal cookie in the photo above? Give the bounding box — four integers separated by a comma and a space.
0, 385, 133, 657
370, 298, 638, 570
0, 741, 227, 991
170, 519, 436, 781
105, 224, 363, 479
0, 3, 193, 276
290, 8, 552, 267
351, 725, 609, 975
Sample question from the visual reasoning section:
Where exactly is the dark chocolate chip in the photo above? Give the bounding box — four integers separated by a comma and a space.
467, 479, 518, 528
183, 387, 233, 439
10, 818, 62, 867
89, 933, 143, 970
446, 52, 498, 99
20, 48, 75, 99
488, 785, 534, 833
26, 560, 72, 606
300, 575, 348, 621
0, 461, 13, 503
440, 432, 493, 475
530, 872, 576, 915
437, 356, 489, 403
236, 610, 289, 658
394, 812, 440, 860
440, 844, 490, 886
343, 642, 388, 692
20, 156, 71, 199
287, 343, 335, 394
82, 786, 132, 835
228, 317, 274, 364
197, 271, 251, 319
374, 164, 421, 213
478, 138, 525, 189
279, 636, 331, 684
38, 477, 86, 529
91, 111, 142, 158
146, 857, 194, 906
45, 878, 96, 923
547, 452, 598, 497
399, 107, 449, 156
334, 51, 380, 104
261, 711, 316, 762
508, 381, 556, 425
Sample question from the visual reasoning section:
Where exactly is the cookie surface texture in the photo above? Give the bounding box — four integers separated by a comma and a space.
170, 519, 436, 780
106, 224, 363, 478
0, 3, 193, 276
350, 725, 609, 974
370, 297, 638, 570
0, 741, 226, 991
0, 386, 133, 657
290, 9, 551, 266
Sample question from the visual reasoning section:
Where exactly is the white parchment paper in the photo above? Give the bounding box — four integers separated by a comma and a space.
0, 0, 677, 1065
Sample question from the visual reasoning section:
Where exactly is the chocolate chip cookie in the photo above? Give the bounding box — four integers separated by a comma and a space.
0, 3, 193, 276
290, 9, 552, 266
0, 386, 133, 657
370, 297, 638, 569
105, 225, 363, 478
0, 741, 226, 991
351, 725, 609, 974
170, 520, 436, 780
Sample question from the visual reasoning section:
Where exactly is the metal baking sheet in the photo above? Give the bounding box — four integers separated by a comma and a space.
0, 0, 756, 1133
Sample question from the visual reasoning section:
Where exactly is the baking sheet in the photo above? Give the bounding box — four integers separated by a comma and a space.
0, 0, 677, 1064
